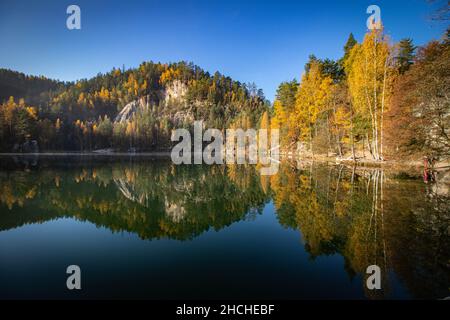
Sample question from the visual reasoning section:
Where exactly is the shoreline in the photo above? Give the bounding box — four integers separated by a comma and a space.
3, 152, 450, 180
2, 151, 448, 169
0, 151, 426, 167
280, 153, 424, 167
0, 152, 172, 157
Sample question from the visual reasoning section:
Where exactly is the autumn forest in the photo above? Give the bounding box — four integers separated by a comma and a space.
272, 28, 449, 161
1, 0, 449, 302
0, 27, 449, 163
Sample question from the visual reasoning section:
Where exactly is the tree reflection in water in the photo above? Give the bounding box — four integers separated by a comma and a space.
271, 162, 449, 299
0, 156, 448, 299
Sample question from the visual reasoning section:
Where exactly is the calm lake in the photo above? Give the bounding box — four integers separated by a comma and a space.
0, 155, 448, 299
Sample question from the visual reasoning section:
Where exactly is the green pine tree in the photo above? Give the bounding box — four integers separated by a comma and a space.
396, 38, 416, 74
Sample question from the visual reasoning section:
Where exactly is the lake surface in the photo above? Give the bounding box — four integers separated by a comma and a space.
0, 155, 448, 299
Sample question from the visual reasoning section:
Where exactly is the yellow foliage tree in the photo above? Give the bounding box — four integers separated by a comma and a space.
346, 28, 395, 160
295, 62, 333, 155
159, 68, 181, 85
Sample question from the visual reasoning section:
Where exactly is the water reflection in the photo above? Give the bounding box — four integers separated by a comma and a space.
0, 158, 268, 240
271, 162, 449, 299
0, 156, 448, 299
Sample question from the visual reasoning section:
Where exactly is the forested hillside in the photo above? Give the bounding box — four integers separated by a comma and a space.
0, 69, 64, 106
0, 62, 268, 152
1, 28, 448, 161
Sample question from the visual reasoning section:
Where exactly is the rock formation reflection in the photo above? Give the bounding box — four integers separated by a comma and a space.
0, 157, 448, 298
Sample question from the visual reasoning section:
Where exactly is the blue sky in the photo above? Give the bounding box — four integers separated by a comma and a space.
0, 0, 447, 101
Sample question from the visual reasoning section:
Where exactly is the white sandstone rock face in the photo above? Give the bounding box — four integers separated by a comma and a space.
114, 96, 151, 123
163, 80, 188, 105
164, 199, 186, 223
114, 80, 189, 123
